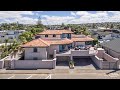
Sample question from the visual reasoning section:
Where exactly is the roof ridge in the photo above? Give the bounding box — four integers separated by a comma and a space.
38, 38, 50, 46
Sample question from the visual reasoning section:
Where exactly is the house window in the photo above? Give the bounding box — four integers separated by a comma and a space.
45, 34, 48, 37
1, 36, 4, 38
33, 47, 37, 52
9, 37, 13, 39
33, 57, 38, 60
85, 41, 92, 45
53, 34, 56, 37
35, 36, 40, 39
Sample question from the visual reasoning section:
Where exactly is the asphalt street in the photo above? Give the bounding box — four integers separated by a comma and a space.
0, 73, 120, 79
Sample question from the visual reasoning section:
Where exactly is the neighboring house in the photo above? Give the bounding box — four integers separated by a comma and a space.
92, 30, 120, 43
0, 30, 25, 43
100, 39, 120, 60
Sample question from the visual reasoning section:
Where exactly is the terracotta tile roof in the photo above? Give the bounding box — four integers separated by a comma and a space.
71, 37, 94, 42
72, 34, 86, 38
38, 29, 74, 35
44, 38, 73, 45
21, 38, 50, 47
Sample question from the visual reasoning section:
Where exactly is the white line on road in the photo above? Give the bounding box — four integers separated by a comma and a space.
45, 74, 51, 79
26, 75, 33, 79
8, 75, 15, 79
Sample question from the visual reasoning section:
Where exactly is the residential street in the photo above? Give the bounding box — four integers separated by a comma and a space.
0, 69, 120, 79
0, 73, 120, 79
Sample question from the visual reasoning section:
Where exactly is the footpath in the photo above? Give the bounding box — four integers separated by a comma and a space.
0, 69, 120, 74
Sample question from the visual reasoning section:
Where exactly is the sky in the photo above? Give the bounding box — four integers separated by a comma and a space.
0, 11, 120, 25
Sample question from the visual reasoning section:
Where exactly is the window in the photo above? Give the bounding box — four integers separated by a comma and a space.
53, 34, 56, 37
85, 41, 92, 45
9, 37, 13, 39
35, 36, 40, 39
45, 34, 48, 37
33, 47, 37, 52
1, 36, 4, 38
33, 57, 38, 60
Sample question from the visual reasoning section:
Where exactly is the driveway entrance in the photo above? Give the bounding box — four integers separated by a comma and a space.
73, 56, 99, 70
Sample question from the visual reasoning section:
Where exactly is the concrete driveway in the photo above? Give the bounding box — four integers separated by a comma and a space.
73, 58, 99, 70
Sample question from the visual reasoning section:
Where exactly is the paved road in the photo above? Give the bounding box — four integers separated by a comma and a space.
0, 73, 120, 79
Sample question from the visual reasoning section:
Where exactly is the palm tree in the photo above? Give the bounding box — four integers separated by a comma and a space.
4, 39, 9, 46
4, 38, 9, 53
10, 40, 19, 59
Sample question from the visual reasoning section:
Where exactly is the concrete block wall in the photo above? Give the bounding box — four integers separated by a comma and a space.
91, 56, 103, 69
10, 59, 56, 69
0, 60, 4, 69
103, 52, 119, 62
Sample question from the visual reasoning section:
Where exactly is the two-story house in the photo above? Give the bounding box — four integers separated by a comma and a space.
22, 29, 94, 60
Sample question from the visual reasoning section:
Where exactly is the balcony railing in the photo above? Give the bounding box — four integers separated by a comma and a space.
56, 47, 97, 56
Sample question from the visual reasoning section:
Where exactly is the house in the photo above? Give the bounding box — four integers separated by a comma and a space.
0, 30, 25, 43
5, 29, 120, 70
20, 29, 94, 60
100, 39, 120, 60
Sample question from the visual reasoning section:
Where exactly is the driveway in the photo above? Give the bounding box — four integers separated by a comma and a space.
56, 61, 69, 69
73, 58, 99, 70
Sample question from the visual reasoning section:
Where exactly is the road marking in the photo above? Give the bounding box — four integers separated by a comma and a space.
8, 75, 15, 79
26, 75, 33, 79
45, 74, 51, 79
108, 73, 119, 77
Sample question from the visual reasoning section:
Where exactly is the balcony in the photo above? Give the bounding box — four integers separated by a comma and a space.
56, 47, 98, 57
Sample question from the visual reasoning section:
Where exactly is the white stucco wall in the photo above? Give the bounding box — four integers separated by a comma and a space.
48, 45, 59, 55
24, 47, 47, 60
40, 35, 61, 39
11, 59, 56, 69
91, 56, 103, 69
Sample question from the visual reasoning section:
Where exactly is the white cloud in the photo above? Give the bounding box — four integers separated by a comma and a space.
71, 12, 76, 16
76, 11, 89, 16
0, 11, 38, 24
0, 11, 120, 25
41, 15, 75, 25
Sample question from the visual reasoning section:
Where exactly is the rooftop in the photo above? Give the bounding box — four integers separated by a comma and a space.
37, 29, 74, 35
100, 38, 120, 53
71, 37, 94, 42
44, 38, 73, 45
22, 38, 50, 48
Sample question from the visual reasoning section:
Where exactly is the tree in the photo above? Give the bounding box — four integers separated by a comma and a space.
105, 24, 109, 29
4, 39, 9, 54
10, 39, 20, 58
110, 24, 114, 29
61, 23, 65, 28
92, 23, 96, 29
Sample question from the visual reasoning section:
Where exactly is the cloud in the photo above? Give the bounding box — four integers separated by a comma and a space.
71, 12, 76, 16
76, 11, 89, 16
0, 11, 120, 25
0, 11, 38, 24
41, 15, 75, 25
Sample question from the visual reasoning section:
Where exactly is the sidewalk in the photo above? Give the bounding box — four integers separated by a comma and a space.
0, 69, 120, 74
